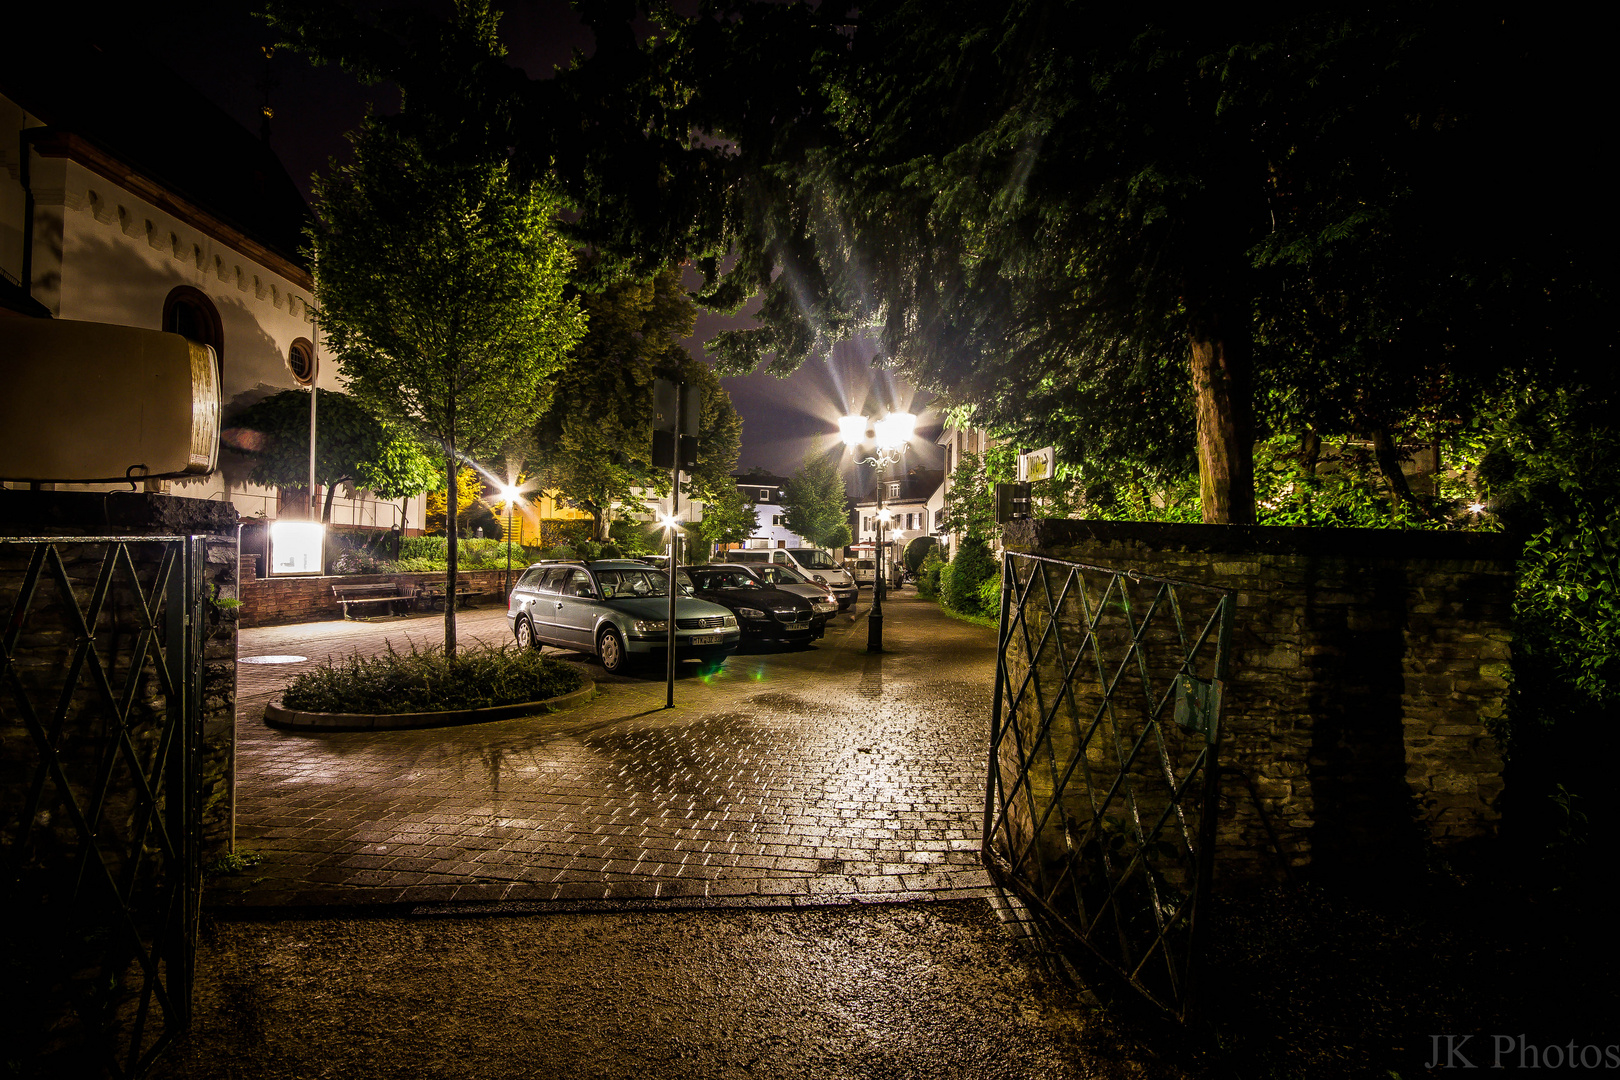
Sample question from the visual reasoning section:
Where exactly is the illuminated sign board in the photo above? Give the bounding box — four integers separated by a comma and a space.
269, 521, 325, 576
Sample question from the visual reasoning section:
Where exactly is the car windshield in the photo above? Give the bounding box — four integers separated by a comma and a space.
757, 565, 810, 586
594, 568, 693, 598
789, 549, 839, 569
699, 570, 763, 590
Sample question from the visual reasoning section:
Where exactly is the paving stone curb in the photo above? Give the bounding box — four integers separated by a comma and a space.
263, 682, 597, 732
202, 880, 995, 919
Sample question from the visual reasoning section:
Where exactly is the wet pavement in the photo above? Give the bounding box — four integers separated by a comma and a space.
218, 594, 997, 910
172, 597, 1181, 1079
155, 901, 1171, 1080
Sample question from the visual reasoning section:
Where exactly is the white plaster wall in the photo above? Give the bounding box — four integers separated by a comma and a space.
13, 151, 426, 531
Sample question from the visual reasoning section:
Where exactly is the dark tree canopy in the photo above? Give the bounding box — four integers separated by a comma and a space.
225, 389, 438, 521
530, 266, 743, 540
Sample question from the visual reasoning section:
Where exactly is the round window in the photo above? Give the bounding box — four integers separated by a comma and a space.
288, 338, 316, 385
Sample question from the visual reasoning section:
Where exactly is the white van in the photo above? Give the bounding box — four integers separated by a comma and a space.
731, 547, 858, 610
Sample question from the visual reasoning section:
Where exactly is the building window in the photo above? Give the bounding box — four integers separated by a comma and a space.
772, 515, 783, 526
759, 488, 770, 501
162, 285, 223, 385
920, 509, 928, 531
887, 482, 900, 499
287, 337, 317, 385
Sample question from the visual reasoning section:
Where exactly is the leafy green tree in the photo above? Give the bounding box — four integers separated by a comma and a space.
781, 449, 851, 550
694, 485, 758, 554
226, 388, 437, 522
532, 266, 743, 540
308, 2, 585, 654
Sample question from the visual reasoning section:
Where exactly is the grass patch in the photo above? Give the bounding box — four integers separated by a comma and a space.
204, 850, 264, 879
281, 642, 584, 715
934, 599, 998, 630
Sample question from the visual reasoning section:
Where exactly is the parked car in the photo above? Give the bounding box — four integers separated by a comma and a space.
850, 558, 876, 587
507, 560, 739, 674
712, 561, 840, 620
684, 565, 824, 648
729, 547, 858, 610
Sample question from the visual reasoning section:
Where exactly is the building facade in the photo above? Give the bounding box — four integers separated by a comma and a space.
0, 43, 426, 532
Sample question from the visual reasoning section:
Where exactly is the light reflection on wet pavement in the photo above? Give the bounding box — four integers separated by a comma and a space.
220, 596, 996, 910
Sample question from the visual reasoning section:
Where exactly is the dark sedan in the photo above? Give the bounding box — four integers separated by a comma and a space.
685, 566, 824, 648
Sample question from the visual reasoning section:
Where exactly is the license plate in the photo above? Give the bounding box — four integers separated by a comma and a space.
688, 634, 721, 645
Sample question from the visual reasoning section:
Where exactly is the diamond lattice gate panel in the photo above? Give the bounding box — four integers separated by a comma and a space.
1, 536, 205, 1079
983, 552, 1234, 1019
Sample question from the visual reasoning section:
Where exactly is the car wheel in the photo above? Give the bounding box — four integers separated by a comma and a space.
514, 617, 537, 651
598, 627, 630, 674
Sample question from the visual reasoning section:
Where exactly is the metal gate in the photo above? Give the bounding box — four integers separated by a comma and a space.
2, 535, 206, 1078
983, 551, 1233, 1019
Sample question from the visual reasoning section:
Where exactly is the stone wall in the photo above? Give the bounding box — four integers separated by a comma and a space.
0, 490, 238, 864
1000, 519, 1517, 883
240, 565, 514, 627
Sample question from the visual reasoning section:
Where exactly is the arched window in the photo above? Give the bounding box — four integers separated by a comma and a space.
162, 286, 224, 384
287, 337, 316, 385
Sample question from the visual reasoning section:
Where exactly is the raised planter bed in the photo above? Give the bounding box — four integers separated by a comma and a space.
264, 682, 595, 732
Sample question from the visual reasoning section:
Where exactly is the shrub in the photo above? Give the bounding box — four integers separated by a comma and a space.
976, 572, 1002, 616
903, 535, 940, 574
917, 548, 945, 600
942, 533, 998, 617
281, 641, 584, 715
332, 549, 393, 575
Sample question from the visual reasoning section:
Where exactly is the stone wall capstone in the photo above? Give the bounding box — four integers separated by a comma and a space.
1000, 519, 1516, 883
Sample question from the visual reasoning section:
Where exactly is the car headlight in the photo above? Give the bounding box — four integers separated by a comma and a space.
633, 619, 668, 633
812, 574, 826, 583
738, 607, 766, 618
721, 615, 738, 628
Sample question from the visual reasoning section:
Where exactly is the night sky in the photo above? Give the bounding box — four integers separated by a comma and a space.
84, 0, 942, 482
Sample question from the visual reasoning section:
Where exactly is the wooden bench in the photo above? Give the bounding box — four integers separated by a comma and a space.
332, 582, 411, 619
414, 580, 487, 612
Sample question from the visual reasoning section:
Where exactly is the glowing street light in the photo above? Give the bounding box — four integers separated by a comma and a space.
498, 484, 521, 598
841, 410, 916, 652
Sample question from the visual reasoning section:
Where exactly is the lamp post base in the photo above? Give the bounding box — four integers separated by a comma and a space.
867, 609, 883, 652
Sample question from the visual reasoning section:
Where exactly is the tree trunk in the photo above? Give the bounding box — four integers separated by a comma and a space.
444, 440, 459, 657
321, 478, 348, 524
592, 506, 610, 543
1188, 316, 1256, 524
1370, 425, 1423, 514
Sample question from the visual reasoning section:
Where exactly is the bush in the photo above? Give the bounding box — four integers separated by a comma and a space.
903, 535, 940, 574
941, 533, 998, 617
917, 548, 945, 600
281, 641, 584, 715
610, 519, 655, 556
392, 535, 542, 571
331, 549, 393, 575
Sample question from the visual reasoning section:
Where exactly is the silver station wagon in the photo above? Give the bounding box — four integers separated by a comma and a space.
506, 559, 740, 674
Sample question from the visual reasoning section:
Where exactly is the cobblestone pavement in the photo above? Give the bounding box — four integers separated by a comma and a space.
215, 594, 998, 910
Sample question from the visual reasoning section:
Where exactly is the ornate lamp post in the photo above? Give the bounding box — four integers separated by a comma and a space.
840, 411, 915, 652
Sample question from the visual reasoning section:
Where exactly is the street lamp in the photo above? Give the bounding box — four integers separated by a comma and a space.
499, 484, 520, 599
841, 410, 915, 652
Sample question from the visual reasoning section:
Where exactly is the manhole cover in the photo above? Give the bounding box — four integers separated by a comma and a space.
240, 655, 309, 665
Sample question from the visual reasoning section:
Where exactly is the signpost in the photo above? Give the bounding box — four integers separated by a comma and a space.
653, 378, 701, 709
